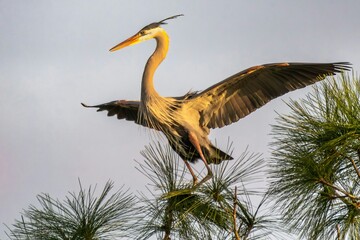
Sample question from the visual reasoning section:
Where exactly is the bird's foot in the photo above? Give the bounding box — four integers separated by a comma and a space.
192, 172, 213, 189
192, 177, 198, 187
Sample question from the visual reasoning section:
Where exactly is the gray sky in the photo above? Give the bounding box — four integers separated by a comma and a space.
1, 1, 360, 238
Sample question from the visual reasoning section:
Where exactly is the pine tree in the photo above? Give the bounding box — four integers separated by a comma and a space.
269, 73, 360, 239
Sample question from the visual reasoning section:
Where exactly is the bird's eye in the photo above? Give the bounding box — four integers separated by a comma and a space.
139, 30, 146, 36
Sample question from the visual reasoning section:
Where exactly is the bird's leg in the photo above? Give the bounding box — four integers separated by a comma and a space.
188, 132, 213, 187
184, 160, 198, 186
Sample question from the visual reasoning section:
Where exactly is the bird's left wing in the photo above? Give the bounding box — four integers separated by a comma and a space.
81, 100, 147, 126
188, 62, 351, 129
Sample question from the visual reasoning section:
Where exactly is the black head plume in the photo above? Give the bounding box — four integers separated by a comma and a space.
140, 14, 184, 31
158, 14, 184, 25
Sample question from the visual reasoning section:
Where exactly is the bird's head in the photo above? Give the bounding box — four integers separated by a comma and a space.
109, 14, 183, 52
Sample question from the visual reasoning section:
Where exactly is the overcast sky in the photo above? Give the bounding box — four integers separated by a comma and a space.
1, 1, 360, 238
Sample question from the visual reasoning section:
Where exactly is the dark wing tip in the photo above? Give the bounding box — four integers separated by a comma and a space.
333, 62, 352, 71
81, 102, 101, 110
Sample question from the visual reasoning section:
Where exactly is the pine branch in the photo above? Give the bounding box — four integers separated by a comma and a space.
346, 155, 360, 179
6, 180, 136, 240
233, 187, 241, 240
134, 141, 281, 239
269, 72, 360, 239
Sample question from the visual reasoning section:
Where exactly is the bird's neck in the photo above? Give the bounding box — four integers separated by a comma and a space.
141, 30, 169, 101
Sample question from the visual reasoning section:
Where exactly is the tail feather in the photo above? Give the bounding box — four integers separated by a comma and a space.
204, 145, 233, 165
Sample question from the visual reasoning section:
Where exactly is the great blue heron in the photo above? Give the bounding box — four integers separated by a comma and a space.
82, 14, 350, 187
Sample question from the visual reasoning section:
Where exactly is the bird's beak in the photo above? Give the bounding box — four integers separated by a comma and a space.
109, 33, 141, 52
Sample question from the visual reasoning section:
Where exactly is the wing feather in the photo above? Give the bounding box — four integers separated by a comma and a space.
81, 91, 199, 129
189, 62, 351, 129
81, 100, 147, 126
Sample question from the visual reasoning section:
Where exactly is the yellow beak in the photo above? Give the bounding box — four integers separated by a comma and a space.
109, 33, 141, 52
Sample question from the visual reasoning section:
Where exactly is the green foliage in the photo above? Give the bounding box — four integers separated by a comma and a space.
269, 73, 360, 239
6, 143, 283, 240
6, 181, 135, 240
134, 142, 282, 240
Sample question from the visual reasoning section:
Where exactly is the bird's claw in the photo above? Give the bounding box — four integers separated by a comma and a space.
192, 173, 213, 189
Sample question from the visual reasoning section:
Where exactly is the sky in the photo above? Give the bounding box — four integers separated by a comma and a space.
1, 0, 360, 238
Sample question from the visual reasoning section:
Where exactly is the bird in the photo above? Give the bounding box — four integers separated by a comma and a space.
82, 14, 351, 187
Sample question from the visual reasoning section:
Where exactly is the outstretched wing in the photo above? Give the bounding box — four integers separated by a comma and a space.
81, 91, 198, 128
189, 62, 351, 129
81, 100, 146, 125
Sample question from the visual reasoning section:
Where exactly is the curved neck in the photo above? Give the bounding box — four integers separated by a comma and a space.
141, 29, 169, 100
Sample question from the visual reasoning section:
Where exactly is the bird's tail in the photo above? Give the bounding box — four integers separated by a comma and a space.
204, 145, 233, 165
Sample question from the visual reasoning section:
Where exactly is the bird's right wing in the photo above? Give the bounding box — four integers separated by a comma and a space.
81, 100, 147, 126
81, 91, 197, 128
